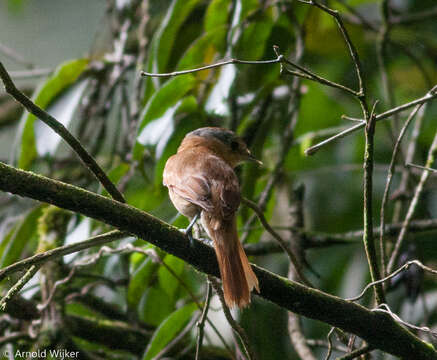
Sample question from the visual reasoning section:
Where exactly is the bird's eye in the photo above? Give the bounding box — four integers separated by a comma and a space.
230, 140, 239, 151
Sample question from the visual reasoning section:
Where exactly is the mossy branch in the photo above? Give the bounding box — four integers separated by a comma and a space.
0, 161, 436, 359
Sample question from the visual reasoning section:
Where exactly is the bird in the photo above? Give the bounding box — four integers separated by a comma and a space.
163, 127, 261, 308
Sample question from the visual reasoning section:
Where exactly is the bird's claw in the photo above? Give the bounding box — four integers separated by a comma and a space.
182, 212, 200, 247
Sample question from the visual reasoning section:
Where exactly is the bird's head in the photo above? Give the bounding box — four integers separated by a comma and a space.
180, 127, 262, 168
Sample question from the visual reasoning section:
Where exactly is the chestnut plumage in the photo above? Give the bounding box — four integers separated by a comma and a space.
163, 127, 260, 308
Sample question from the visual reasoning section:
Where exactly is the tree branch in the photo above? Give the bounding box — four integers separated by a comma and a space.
0, 161, 435, 359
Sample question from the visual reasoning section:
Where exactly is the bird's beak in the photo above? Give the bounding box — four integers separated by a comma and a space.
246, 151, 263, 166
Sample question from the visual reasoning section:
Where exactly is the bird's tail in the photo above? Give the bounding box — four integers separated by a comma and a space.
206, 216, 259, 308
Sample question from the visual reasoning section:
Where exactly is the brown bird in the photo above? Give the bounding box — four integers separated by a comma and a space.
163, 127, 260, 308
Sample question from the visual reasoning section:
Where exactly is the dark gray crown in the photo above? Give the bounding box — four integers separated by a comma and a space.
187, 127, 236, 145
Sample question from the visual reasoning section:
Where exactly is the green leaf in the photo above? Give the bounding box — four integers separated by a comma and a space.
34, 79, 89, 158
177, 28, 227, 71
137, 75, 196, 139
138, 287, 174, 326
240, 0, 259, 20
17, 58, 89, 169
100, 162, 130, 198
0, 206, 44, 268
142, 303, 198, 360
158, 254, 185, 299
204, 0, 231, 33
235, 15, 273, 60
135, 76, 197, 163
127, 257, 159, 309
153, 0, 202, 73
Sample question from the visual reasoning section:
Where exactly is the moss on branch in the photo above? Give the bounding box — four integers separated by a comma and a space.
0, 162, 435, 359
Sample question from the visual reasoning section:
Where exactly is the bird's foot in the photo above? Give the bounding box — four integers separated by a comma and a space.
197, 237, 213, 246
182, 213, 200, 247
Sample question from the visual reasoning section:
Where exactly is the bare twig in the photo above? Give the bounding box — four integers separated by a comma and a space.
195, 280, 212, 360
406, 163, 437, 174
336, 345, 373, 360
372, 303, 437, 337
209, 276, 256, 360
141, 57, 281, 77
9, 68, 53, 79
379, 104, 423, 277
347, 259, 437, 302
362, 102, 385, 304
0, 230, 128, 282
296, 0, 365, 97
305, 85, 437, 155
377, 0, 395, 111
324, 327, 336, 360
154, 314, 199, 360
334, 0, 433, 87
0, 61, 126, 203
307, 339, 348, 353
287, 184, 317, 360
0, 265, 40, 311
390, 6, 437, 25
387, 130, 437, 273
242, 197, 312, 287
0, 43, 34, 68
142, 47, 357, 96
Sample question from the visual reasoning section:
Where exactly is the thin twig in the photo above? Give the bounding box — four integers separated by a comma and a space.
387, 130, 437, 273
406, 163, 437, 174
379, 104, 422, 277
154, 314, 199, 360
209, 276, 256, 360
0, 230, 128, 282
287, 184, 316, 360
280, 52, 356, 95
392, 106, 427, 223
307, 339, 348, 353
8, 68, 53, 79
195, 280, 212, 360
324, 327, 336, 360
297, 0, 365, 96
142, 48, 357, 95
305, 85, 437, 155
0, 43, 34, 68
390, 6, 437, 25
335, 345, 373, 360
362, 102, 385, 304
334, 0, 433, 87
0, 265, 40, 311
0, 61, 126, 203
377, 0, 395, 111
372, 303, 437, 337
141, 57, 281, 77
242, 197, 312, 286
346, 259, 437, 302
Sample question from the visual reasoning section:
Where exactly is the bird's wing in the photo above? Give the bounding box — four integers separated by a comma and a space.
164, 152, 240, 218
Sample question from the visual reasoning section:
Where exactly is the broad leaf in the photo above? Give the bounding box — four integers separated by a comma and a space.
0, 206, 44, 269
142, 303, 198, 360
128, 256, 159, 309
17, 58, 88, 169
158, 254, 185, 299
